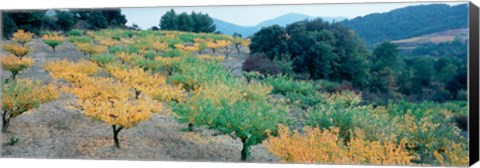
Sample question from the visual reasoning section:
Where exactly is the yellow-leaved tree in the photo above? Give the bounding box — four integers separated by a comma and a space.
105, 65, 186, 102
67, 76, 163, 148
263, 125, 416, 165
2, 44, 31, 58
2, 79, 58, 133
0, 54, 33, 80
206, 40, 221, 54
44, 59, 99, 85
45, 60, 164, 148
12, 29, 33, 46
231, 36, 246, 56
215, 40, 233, 59
154, 56, 182, 75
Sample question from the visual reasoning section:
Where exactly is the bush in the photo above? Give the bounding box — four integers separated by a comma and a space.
168, 57, 231, 90
89, 54, 117, 67
68, 36, 93, 43
263, 75, 316, 96
242, 55, 281, 76
263, 125, 415, 165
67, 29, 84, 36
41, 32, 65, 52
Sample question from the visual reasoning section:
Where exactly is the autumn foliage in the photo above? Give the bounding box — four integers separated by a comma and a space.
2, 79, 58, 133
0, 55, 33, 80
74, 42, 108, 56
2, 44, 31, 58
105, 65, 186, 102
263, 125, 416, 165
12, 29, 33, 45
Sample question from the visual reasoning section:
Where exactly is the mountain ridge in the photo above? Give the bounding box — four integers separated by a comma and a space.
341, 3, 468, 45
213, 13, 347, 37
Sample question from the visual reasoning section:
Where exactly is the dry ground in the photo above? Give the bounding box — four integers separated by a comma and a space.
0, 39, 277, 162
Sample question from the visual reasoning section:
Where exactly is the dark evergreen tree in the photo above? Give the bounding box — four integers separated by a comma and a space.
369, 42, 400, 93
3, 11, 48, 36
191, 12, 216, 33
175, 13, 194, 32
159, 9, 177, 30
249, 25, 288, 60
102, 9, 127, 27
87, 11, 108, 29
2, 14, 17, 39
55, 10, 75, 32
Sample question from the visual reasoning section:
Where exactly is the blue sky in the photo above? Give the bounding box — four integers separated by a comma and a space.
121, 1, 465, 29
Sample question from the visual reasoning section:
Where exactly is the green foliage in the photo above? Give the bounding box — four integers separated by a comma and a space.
2, 9, 128, 38
134, 58, 161, 71
406, 40, 467, 59
55, 10, 75, 32
2, 79, 58, 133
68, 36, 93, 43
162, 49, 184, 57
263, 75, 316, 96
2, 11, 48, 37
159, 9, 216, 33
249, 25, 288, 59
250, 19, 371, 87
341, 4, 468, 45
67, 29, 85, 36
89, 54, 117, 67
168, 57, 231, 90
171, 80, 288, 161
2, 14, 17, 39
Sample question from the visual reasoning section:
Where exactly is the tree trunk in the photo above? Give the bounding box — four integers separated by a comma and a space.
52, 47, 56, 53
236, 45, 241, 56
134, 89, 141, 99
11, 71, 17, 80
112, 125, 123, 149
2, 110, 10, 133
187, 123, 193, 132
240, 138, 250, 161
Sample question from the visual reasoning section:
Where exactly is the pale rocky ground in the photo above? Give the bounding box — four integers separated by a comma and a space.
0, 39, 278, 163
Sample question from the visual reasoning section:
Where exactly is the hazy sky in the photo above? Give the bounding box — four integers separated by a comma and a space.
121, 2, 465, 29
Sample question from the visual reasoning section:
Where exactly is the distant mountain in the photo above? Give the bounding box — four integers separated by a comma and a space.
341, 4, 468, 46
213, 19, 258, 37
213, 13, 347, 37
257, 13, 346, 28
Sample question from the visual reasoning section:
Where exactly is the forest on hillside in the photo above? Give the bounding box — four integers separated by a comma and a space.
341, 4, 468, 45
0, 5, 470, 167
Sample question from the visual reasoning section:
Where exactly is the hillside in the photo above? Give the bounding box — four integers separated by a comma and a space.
392, 28, 468, 50
214, 13, 346, 37
341, 3, 468, 45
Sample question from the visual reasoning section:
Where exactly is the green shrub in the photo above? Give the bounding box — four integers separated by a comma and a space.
89, 54, 117, 67
67, 29, 84, 36
68, 36, 93, 43
263, 75, 316, 96
171, 82, 289, 161
168, 57, 231, 90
